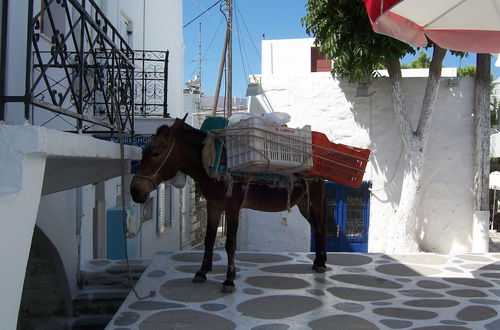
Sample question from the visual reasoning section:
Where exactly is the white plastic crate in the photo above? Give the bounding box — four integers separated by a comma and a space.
225, 117, 313, 173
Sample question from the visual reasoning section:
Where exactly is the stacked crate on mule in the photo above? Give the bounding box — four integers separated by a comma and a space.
225, 116, 312, 174
305, 131, 371, 188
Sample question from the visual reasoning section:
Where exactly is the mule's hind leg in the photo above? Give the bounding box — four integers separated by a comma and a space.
193, 204, 222, 283
298, 178, 327, 273
221, 206, 239, 293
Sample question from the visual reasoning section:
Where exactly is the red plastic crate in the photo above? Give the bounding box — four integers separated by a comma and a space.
305, 132, 371, 188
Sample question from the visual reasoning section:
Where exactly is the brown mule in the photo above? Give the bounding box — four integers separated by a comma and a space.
130, 116, 328, 293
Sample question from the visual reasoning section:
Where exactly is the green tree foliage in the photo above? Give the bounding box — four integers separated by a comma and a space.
301, 0, 415, 83
458, 65, 476, 77
401, 50, 431, 69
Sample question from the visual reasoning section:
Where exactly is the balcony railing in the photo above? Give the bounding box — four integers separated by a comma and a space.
1, 0, 136, 134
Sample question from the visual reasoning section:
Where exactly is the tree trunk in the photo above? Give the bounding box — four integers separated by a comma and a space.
384, 46, 447, 253
474, 54, 491, 212
472, 53, 491, 252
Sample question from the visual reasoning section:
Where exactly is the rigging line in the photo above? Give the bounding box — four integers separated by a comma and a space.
234, 3, 253, 76
189, 0, 223, 24
184, 0, 222, 28
234, 5, 248, 81
234, 1, 261, 60
187, 17, 224, 79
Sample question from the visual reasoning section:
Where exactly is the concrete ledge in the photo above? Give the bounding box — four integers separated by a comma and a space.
0, 125, 142, 195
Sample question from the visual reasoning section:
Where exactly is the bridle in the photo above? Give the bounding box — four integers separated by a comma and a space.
133, 135, 176, 188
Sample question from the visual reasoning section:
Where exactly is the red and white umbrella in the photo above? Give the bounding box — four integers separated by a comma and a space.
364, 0, 500, 53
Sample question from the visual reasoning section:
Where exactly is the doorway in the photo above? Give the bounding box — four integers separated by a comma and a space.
312, 181, 370, 252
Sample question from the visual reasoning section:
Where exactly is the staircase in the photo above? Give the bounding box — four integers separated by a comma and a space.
70, 259, 149, 329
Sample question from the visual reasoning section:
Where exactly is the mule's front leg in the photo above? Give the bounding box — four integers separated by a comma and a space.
193, 205, 222, 283
221, 207, 239, 293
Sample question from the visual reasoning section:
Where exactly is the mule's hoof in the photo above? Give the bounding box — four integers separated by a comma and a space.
314, 265, 327, 273
221, 280, 235, 293
192, 272, 207, 283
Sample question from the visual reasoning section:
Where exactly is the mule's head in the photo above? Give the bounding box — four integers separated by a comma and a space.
130, 115, 186, 203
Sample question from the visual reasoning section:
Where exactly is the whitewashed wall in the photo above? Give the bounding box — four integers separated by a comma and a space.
31, 0, 184, 299
239, 38, 475, 254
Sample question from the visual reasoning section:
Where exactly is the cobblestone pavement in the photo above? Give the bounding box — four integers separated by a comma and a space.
106, 251, 500, 330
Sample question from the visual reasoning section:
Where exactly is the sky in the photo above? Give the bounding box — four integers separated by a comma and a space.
183, 0, 500, 99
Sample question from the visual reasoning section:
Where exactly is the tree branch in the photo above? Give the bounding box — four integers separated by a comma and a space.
415, 45, 447, 139
386, 59, 414, 148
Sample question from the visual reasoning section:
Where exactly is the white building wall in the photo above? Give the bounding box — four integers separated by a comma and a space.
28, 0, 184, 300
240, 38, 475, 254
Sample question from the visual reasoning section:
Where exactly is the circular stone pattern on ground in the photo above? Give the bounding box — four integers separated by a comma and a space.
308, 314, 378, 329
327, 287, 395, 301
113, 312, 140, 326
382, 254, 448, 265
260, 264, 317, 274
236, 295, 322, 319
456, 306, 498, 321
330, 274, 403, 289
160, 278, 227, 302
251, 324, 289, 330
235, 253, 292, 263
403, 299, 459, 308
139, 309, 235, 330
172, 252, 221, 263
376, 264, 441, 276
442, 277, 493, 287
456, 255, 494, 262
129, 300, 184, 311
245, 276, 310, 290
373, 307, 438, 320
417, 280, 450, 289
175, 264, 237, 275
321, 253, 373, 266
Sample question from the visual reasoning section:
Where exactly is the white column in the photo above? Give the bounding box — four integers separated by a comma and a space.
472, 210, 490, 252
0, 155, 46, 329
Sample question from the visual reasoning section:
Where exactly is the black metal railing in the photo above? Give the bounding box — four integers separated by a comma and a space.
1, 0, 135, 134
0, 0, 171, 133
133, 50, 169, 118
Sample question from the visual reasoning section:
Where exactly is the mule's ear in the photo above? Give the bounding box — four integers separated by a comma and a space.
181, 113, 188, 123
171, 113, 188, 134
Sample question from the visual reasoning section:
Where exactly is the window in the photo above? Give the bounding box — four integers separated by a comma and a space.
40, 0, 67, 38
157, 183, 172, 235
119, 13, 133, 46
311, 47, 332, 72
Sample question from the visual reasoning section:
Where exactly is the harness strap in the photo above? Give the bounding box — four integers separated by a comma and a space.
134, 137, 176, 188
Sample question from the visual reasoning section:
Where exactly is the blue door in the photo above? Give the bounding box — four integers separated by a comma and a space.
312, 181, 370, 252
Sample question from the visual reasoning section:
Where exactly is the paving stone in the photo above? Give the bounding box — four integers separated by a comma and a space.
159, 278, 227, 302
171, 252, 221, 263
308, 314, 378, 329
330, 274, 403, 289
403, 299, 459, 308
235, 253, 292, 263
251, 324, 289, 330
373, 307, 438, 320
245, 276, 310, 290
379, 319, 413, 329
328, 286, 395, 301
113, 312, 140, 326
236, 295, 322, 319
376, 264, 441, 276
128, 300, 184, 311
456, 306, 498, 321
139, 309, 235, 330
417, 280, 450, 289
260, 264, 318, 274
